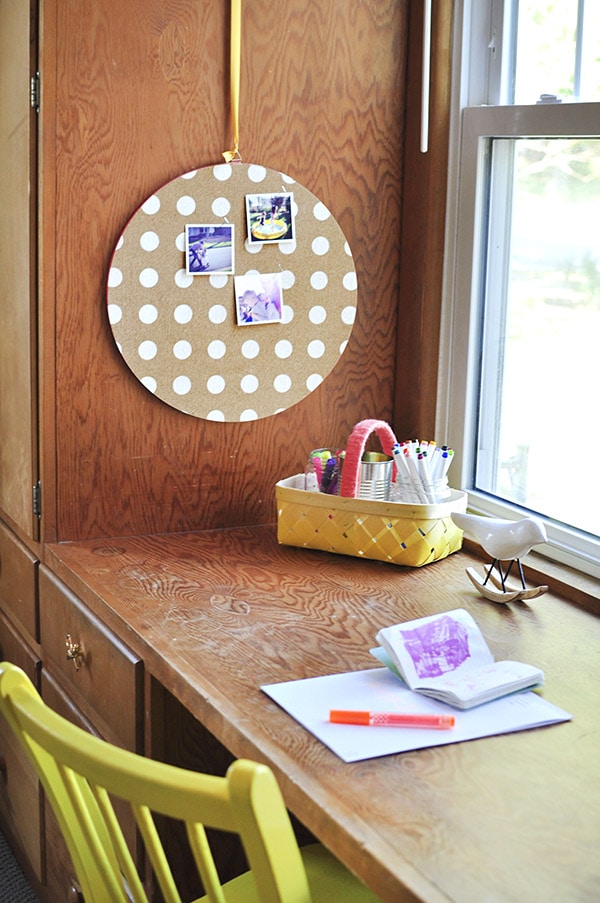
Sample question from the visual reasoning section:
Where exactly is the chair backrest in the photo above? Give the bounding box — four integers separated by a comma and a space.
0, 662, 313, 903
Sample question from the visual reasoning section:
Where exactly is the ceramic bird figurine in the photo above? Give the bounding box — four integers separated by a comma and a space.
451, 511, 549, 604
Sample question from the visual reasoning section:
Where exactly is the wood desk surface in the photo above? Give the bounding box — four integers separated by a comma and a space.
46, 527, 599, 903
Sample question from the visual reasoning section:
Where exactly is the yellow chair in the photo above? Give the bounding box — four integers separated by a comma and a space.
0, 662, 380, 902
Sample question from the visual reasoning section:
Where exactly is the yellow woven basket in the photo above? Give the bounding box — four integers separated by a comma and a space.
276, 474, 467, 567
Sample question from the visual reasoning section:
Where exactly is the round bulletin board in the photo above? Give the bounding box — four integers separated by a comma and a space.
107, 162, 357, 421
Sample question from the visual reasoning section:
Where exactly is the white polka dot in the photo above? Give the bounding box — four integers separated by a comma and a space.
208, 340, 226, 359
278, 240, 297, 255
108, 267, 123, 288
241, 340, 260, 359
175, 269, 193, 288
280, 270, 295, 289
142, 195, 160, 215
207, 410, 225, 421
282, 305, 294, 323
340, 339, 348, 354
115, 234, 124, 251
274, 374, 292, 393
209, 274, 229, 289
212, 197, 231, 217
181, 169, 197, 179
310, 271, 328, 290
343, 271, 357, 291
207, 375, 225, 394
240, 409, 258, 421
139, 304, 158, 324
140, 231, 159, 251
174, 304, 193, 324
208, 304, 227, 324
306, 373, 323, 391
213, 163, 232, 181
281, 173, 295, 185
248, 165, 267, 182
312, 236, 330, 256
139, 268, 158, 288
140, 376, 157, 392
308, 340, 325, 358
341, 305, 356, 325
241, 374, 259, 394
138, 340, 157, 360
173, 375, 191, 395
176, 195, 196, 215
175, 232, 186, 251
309, 305, 327, 325
173, 340, 192, 360
275, 340, 293, 358
245, 239, 263, 254
344, 240, 353, 256
107, 304, 122, 325
313, 201, 330, 221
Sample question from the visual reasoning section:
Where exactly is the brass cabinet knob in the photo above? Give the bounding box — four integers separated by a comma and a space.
65, 634, 84, 671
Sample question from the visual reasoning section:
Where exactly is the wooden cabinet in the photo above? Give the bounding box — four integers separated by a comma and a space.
0, 522, 42, 883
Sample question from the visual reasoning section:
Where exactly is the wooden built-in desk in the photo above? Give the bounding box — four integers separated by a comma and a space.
45, 526, 599, 902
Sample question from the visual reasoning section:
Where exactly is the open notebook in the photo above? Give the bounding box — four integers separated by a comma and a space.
373, 608, 544, 709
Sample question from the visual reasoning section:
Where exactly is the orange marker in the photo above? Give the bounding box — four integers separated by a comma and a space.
329, 710, 455, 729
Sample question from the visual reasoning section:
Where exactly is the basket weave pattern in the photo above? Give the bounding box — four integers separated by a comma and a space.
276, 476, 467, 568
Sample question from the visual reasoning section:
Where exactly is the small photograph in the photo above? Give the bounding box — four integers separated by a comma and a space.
245, 192, 294, 244
185, 224, 234, 275
235, 273, 283, 325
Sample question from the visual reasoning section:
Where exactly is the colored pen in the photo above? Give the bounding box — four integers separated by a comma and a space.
329, 710, 455, 729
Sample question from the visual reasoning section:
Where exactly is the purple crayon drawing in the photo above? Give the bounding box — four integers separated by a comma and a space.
400, 615, 470, 679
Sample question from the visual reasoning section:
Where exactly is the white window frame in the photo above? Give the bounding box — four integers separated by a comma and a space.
437, 0, 600, 579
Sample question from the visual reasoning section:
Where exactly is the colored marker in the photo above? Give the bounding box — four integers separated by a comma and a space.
329, 710, 455, 729
320, 457, 337, 493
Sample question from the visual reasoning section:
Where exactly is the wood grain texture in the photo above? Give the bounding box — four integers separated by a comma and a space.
45, 530, 600, 902
0, 0, 38, 537
394, 0, 453, 439
42, 0, 411, 540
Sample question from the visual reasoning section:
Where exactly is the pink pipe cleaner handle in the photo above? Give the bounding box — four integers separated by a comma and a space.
340, 419, 398, 498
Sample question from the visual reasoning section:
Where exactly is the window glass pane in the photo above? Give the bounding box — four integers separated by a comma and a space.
514, 0, 600, 103
476, 137, 600, 538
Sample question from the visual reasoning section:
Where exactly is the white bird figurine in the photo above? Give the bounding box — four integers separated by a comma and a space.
451, 511, 549, 603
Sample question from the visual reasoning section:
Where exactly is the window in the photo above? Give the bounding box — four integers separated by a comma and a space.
438, 0, 600, 578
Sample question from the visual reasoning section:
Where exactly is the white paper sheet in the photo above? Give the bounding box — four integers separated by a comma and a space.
261, 668, 571, 762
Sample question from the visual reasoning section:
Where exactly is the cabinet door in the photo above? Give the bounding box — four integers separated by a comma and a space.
0, 0, 39, 539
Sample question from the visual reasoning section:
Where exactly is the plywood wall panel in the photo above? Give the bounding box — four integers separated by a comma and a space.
48, 0, 407, 540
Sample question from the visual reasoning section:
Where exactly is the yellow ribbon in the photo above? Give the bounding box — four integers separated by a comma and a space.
223, 0, 242, 163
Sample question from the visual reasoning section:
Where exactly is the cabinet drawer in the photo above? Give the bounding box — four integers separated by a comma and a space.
0, 520, 38, 641
0, 613, 43, 880
39, 567, 142, 752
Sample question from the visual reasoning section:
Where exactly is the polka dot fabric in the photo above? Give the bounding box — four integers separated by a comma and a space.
107, 163, 357, 421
